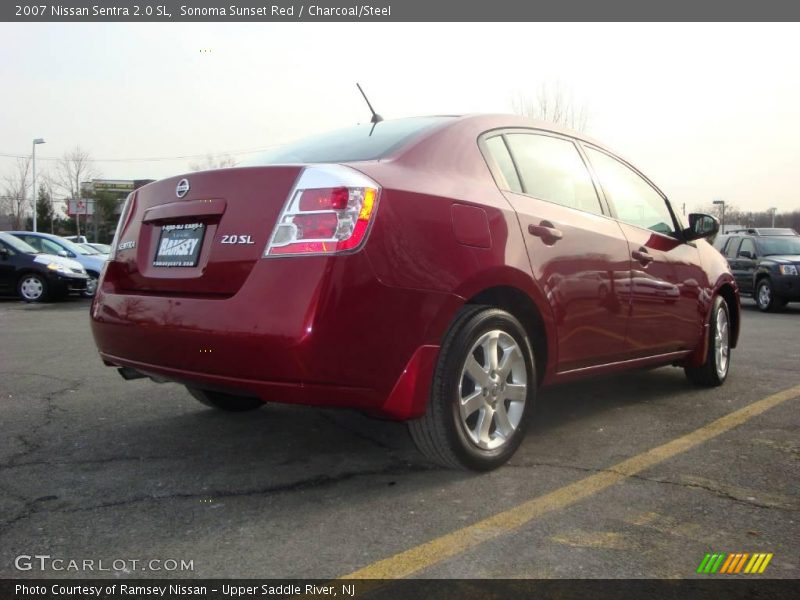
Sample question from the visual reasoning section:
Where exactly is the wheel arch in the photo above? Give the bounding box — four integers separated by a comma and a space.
463, 283, 554, 384
716, 282, 740, 349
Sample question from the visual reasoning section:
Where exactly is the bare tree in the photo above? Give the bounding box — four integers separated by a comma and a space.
1, 157, 32, 229
189, 153, 237, 172
512, 81, 590, 132
56, 146, 98, 237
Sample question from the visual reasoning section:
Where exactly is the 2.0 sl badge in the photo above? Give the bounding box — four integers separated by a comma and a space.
220, 235, 255, 245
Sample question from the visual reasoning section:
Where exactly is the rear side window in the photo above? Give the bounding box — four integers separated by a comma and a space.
245, 117, 453, 165
724, 237, 741, 258
585, 147, 675, 235
483, 136, 522, 193
504, 134, 603, 215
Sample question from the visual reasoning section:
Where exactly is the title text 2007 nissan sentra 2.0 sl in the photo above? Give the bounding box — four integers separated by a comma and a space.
90, 115, 740, 470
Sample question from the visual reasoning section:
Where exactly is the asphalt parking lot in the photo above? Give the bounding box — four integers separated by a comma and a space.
0, 297, 798, 579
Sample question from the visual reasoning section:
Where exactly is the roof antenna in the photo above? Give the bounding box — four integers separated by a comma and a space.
357, 83, 383, 125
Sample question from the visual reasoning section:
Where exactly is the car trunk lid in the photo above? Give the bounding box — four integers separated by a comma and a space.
113, 166, 302, 296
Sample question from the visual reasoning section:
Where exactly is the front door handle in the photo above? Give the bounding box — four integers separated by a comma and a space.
632, 247, 654, 266
528, 221, 563, 245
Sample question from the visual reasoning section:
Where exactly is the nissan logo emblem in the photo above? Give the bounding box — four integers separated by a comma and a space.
176, 179, 190, 198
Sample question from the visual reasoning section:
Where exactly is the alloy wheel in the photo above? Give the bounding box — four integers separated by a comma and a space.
458, 329, 527, 450
757, 282, 771, 310
714, 305, 730, 378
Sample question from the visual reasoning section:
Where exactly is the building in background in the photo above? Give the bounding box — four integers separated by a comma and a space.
68, 179, 154, 242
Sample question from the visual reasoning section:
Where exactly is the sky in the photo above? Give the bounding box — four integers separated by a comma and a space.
1, 22, 799, 214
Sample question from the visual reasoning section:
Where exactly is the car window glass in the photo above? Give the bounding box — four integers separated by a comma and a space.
739, 238, 756, 257
758, 236, 800, 256
245, 117, 453, 164
21, 236, 44, 251
504, 133, 603, 215
484, 136, 522, 193
585, 147, 675, 234
724, 237, 740, 258
39, 238, 65, 255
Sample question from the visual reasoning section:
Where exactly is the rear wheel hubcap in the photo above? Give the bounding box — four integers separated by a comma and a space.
714, 306, 730, 378
458, 330, 527, 450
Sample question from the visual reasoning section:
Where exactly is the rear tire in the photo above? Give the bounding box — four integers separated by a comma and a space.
408, 306, 536, 471
186, 387, 264, 412
685, 295, 731, 387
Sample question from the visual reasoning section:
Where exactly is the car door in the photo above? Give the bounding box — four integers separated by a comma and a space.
0, 240, 17, 293
733, 237, 758, 295
582, 145, 705, 357
484, 131, 633, 372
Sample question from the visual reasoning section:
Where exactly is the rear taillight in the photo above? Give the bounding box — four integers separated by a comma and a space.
265, 165, 380, 257
109, 192, 135, 260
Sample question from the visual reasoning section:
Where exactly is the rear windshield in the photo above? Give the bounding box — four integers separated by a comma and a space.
245, 117, 453, 165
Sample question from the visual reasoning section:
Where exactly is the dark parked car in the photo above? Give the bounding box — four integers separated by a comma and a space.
0, 232, 89, 301
9, 231, 107, 297
716, 230, 800, 311
90, 115, 740, 470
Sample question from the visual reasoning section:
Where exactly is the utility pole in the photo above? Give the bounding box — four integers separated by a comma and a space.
768, 207, 777, 227
32, 138, 45, 231
713, 199, 726, 233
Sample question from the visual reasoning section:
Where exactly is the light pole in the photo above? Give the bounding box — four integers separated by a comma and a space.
768, 207, 777, 227
32, 138, 45, 231
713, 199, 725, 233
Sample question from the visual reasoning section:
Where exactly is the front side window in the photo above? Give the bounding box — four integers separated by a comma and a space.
504, 133, 603, 215
724, 237, 741, 258
585, 147, 675, 235
738, 238, 757, 258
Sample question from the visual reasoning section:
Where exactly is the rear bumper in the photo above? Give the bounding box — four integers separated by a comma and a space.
90, 254, 456, 419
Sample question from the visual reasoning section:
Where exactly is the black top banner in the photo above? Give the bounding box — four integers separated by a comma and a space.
4, 0, 800, 22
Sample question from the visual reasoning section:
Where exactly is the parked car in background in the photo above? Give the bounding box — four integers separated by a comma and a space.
715, 229, 800, 312
90, 115, 740, 471
82, 242, 112, 255
8, 231, 107, 297
64, 235, 89, 244
0, 232, 88, 302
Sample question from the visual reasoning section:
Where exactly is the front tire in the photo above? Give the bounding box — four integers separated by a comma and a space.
82, 272, 99, 298
409, 306, 536, 471
685, 295, 731, 387
186, 387, 265, 412
18, 273, 49, 302
755, 278, 782, 312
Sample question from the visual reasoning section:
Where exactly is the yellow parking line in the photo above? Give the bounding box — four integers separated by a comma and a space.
341, 384, 800, 579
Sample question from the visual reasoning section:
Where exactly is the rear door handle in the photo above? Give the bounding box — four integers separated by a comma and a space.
528, 221, 563, 245
632, 247, 654, 265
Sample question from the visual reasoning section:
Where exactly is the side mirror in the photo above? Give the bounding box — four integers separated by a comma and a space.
684, 213, 719, 241
738, 250, 754, 260
0, 247, 9, 259
57, 250, 69, 257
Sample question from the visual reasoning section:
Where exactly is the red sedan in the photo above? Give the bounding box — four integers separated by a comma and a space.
90, 115, 740, 470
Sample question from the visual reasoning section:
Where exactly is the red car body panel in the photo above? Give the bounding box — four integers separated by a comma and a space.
90, 115, 740, 419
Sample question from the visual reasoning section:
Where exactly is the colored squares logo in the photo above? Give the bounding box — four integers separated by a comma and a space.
697, 552, 773, 574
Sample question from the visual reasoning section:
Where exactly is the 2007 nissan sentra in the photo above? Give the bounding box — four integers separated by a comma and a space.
90, 115, 740, 470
